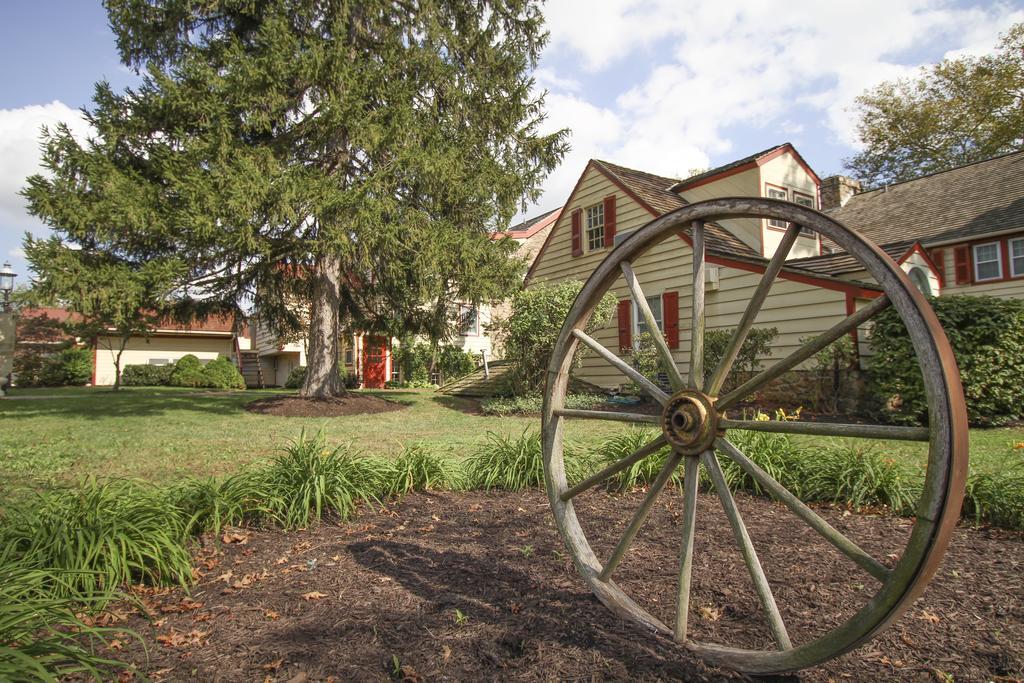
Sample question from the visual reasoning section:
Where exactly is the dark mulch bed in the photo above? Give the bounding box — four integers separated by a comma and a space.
245, 394, 406, 417
108, 490, 1023, 682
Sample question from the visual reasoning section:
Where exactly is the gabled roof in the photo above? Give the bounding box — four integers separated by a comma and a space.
496, 207, 562, 241
593, 160, 759, 258
668, 142, 820, 192
828, 149, 1024, 247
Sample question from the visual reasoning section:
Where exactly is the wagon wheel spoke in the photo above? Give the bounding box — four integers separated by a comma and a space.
554, 408, 660, 425
621, 261, 685, 391
701, 450, 792, 650
599, 450, 684, 582
719, 418, 929, 442
689, 220, 706, 391
560, 435, 669, 502
714, 437, 890, 582
572, 329, 670, 405
705, 224, 800, 397
716, 295, 892, 411
674, 454, 701, 642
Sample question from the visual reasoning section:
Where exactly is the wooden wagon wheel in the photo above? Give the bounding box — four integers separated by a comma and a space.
541, 197, 968, 674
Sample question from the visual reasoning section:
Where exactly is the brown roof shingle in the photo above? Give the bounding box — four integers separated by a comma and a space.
593, 159, 760, 259
828, 149, 1024, 247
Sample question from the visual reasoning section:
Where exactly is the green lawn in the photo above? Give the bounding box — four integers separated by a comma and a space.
0, 387, 623, 489
2, 386, 1021, 494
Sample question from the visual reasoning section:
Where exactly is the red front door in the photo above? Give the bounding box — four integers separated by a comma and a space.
361, 336, 387, 389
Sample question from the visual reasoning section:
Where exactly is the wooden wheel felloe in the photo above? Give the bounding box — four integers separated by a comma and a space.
541, 198, 968, 674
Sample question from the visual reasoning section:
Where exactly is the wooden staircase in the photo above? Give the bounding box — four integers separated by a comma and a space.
238, 351, 265, 389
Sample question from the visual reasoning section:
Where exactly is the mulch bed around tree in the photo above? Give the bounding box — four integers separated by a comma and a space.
244, 394, 406, 417
108, 490, 1023, 682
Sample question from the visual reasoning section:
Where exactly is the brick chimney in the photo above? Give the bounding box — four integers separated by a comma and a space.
820, 175, 862, 210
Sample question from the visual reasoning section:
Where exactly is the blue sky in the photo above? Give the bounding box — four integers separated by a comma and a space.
1, 0, 1022, 284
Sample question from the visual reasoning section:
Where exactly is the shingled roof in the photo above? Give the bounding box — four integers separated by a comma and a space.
592, 159, 760, 259
828, 149, 1024, 247
507, 207, 561, 236
788, 241, 914, 276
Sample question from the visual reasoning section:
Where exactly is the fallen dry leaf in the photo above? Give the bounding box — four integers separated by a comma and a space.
264, 610, 280, 621
302, 591, 327, 601
109, 639, 124, 651
221, 531, 249, 545
699, 606, 722, 621
919, 610, 941, 624
260, 658, 284, 671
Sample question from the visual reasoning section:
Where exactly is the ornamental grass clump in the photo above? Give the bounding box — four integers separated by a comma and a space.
387, 444, 462, 495
0, 479, 193, 601
720, 416, 808, 497
801, 443, 921, 513
464, 430, 588, 491
963, 465, 1024, 529
594, 428, 678, 492
0, 563, 131, 682
256, 431, 391, 529
168, 472, 274, 536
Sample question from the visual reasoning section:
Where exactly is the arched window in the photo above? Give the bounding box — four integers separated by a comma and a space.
908, 266, 933, 296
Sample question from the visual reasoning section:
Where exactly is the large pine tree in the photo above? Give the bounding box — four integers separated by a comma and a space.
23, 0, 564, 397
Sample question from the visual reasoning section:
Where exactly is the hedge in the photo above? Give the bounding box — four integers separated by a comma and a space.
869, 295, 1024, 426
121, 364, 175, 386
122, 355, 245, 390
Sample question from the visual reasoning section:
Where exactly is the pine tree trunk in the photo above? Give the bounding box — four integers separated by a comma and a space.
300, 254, 344, 398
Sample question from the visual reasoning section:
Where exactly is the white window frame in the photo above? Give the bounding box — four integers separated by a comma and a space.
585, 203, 605, 252
1010, 237, 1024, 278
765, 185, 788, 229
634, 295, 663, 336
972, 242, 1003, 282
791, 191, 818, 237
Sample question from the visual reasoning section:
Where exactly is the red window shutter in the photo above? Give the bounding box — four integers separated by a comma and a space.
603, 195, 617, 248
953, 245, 972, 284
617, 300, 632, 352
571, 210, 582, 257
662, 291, 679, 349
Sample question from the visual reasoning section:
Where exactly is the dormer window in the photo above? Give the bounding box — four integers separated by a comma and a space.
585, 203, 605, 252
765, 185, 788, 228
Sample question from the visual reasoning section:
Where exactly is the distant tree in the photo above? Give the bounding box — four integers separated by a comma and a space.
21, 237, 182, 391
23, 0, 565, 399
845, 23, 1024, 186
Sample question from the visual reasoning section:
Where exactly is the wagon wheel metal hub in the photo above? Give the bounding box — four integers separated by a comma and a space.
542, 197, 968, 675
662, 390, 718, 455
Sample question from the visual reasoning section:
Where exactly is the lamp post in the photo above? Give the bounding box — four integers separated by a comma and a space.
0, 262, 15, 396
0, 262, 14, 311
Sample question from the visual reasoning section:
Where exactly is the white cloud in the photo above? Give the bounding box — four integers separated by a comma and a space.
523, 0, 1023, 218
0, 100, 91, 230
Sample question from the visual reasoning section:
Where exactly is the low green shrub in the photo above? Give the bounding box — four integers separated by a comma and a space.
387, 444, 463, 494
38, 347, 92, 387
479, 392, 606, 416
0, 564, 130, 681
202, 356, 245, 390
284, 366, 306, 389
169, 354, 207, 388
463, 430, 589, 491
0, 479, 194, 601
702, 326, 778, 388
120, 363, 175, 386
869, 295, 1024, 426
437, 346, 476, 383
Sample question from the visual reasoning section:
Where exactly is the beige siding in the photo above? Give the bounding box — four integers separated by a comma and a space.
527, 163, 851, 390
94, 335, 234, 386
759, 153, 821, 260
678, 166, 762, 253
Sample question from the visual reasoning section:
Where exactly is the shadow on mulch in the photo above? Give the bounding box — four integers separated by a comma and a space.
110, 490, 1023, 682
244, 394, 407, 417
